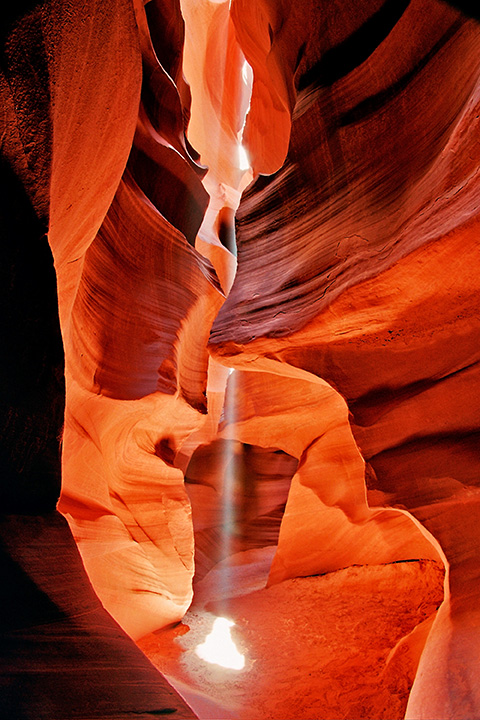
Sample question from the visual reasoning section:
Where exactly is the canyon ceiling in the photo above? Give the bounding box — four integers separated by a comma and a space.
1, 0, 480, 718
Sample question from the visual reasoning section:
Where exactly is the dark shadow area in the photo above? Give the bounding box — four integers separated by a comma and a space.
0, 156, 64, 514
442, 0, 480, 21
0, 513, 197, 720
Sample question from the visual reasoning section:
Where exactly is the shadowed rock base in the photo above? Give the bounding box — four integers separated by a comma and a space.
0, 512, 196, 720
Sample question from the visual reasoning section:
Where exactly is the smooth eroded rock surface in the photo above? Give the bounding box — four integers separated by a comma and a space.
209, 2, 480, 717
2, 0, 480, 718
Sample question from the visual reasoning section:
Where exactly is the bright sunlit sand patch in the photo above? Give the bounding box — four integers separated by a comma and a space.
195, 617, 245, 670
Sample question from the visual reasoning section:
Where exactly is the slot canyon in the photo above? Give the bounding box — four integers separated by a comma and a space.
1, 0, 480, 718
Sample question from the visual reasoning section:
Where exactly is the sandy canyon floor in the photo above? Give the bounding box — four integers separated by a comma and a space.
138, 548, 444, 720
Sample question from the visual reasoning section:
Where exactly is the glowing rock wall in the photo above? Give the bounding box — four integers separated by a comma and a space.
210, 1, 480, 718
1, 0, 480, 718
0, 1, 198, 717
55, 0, 226, 638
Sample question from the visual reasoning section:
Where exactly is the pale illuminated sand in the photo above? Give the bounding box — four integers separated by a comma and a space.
138, 548, 443, 720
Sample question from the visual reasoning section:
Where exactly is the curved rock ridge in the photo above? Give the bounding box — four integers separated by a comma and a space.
68, 168, 220, 405
207, 1, 480, 717
0, 0, 201, 716
56, 0, 227, 637
218, 369, 441, 586
229, 0, 295, 174
213, 0, 480, 345
60, 383, 209, 639
180, 0, 253, 303
181, 0, 252, 191
59, 0, 258, 637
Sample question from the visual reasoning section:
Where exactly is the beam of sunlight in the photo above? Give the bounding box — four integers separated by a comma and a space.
237, 144, 250, 171
220, 368, 237, 593
195, 617, 245, 670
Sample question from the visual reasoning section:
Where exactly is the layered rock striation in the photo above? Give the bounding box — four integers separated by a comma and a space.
1, 0, 480, 718
0, 0, 216, 716
55, 0, 226, 638
210, 1, 480, 717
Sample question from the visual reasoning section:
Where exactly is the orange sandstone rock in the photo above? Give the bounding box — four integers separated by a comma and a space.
209, 1, 480, 717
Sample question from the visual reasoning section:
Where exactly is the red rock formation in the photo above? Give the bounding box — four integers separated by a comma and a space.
0, 0, 206, 716
56, 0, 226, 638
2, 0, 480, 718
0, 513, 196, 719
219, 370, 440, 586
209, 1, 480, 717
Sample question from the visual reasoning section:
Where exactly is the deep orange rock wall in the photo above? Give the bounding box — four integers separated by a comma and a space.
0, 1, 199, 717
210, 1, 480, 717
1, 1, 480, 718
55, 0, 227, 638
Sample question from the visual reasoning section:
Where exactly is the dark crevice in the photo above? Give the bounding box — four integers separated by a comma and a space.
339, 18, 464, 126
297, 0, 411, 91
350, 358, 479, 427
441, 0, 480, 21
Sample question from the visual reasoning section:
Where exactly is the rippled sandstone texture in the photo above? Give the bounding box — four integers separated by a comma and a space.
210, 1, 480, 718
0, 0, 209, 717
1, 1, 480, 719
53, 0, 227, 638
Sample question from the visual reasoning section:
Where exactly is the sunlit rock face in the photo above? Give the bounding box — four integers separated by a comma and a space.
55, 0, 226, 638
2, 0, 480, 718
210, 1, 480, 717
0, 0, 199, 717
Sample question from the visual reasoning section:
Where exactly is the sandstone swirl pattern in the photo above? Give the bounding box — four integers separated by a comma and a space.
0, 0, 202, 717
1, 1, 480, 719
210, 2, 480, 718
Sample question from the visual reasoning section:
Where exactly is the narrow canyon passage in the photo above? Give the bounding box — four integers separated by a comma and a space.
1, 1, 480, 719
